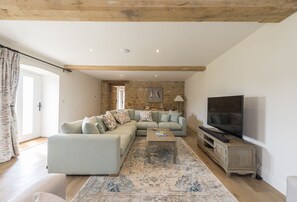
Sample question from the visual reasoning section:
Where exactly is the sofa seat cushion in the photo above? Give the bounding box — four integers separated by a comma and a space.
158, 122, 182, 131
124, 120, 137, 126
105, 122, 136, 140
119, 134, 131, 156
136, 121, 158, 130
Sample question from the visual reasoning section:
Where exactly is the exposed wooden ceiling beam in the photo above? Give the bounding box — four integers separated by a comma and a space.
65, 65, 206, 72
1, 1, 297, 23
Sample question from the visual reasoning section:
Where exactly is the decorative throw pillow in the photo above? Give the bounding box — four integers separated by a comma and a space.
82, 117, 90, 132
102, 111, 117, 131
60, 120, 82, 134
139, 111, 153, 122
160, 114, 170, 122
114, 110, 131, 124
33, 192, 65, 202
96, 116, 107, 133
169, 110, 182, 123
83, 123, 100, 134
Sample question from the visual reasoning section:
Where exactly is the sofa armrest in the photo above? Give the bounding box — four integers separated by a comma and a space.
7, 174, 66, 202
48, 134, 121, 175
287, 176, 297, 202
178, 116, 187, 136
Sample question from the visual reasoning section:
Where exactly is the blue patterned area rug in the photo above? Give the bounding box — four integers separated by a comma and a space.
72, 137, 237, 202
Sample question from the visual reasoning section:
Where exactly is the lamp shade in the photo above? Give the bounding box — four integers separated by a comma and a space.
174, 95, 184, 102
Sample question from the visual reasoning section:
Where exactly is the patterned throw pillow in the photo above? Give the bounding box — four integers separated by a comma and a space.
139, 111, 153, 122
114, 110, 131, 125
102, 111, 117, 131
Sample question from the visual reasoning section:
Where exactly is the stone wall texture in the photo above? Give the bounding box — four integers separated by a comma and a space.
100, 81, 110, 114
100, 80, 185, 114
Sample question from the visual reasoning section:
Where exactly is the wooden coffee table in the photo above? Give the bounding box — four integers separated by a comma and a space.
146, 128, 177, 163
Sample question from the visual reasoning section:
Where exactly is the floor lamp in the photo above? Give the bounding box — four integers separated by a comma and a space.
174, 95, 184, 113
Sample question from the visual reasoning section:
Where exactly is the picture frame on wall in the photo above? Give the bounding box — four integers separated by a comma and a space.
147, 88, 162, 103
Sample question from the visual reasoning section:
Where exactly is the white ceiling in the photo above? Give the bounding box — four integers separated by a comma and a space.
0, 21, 262, 81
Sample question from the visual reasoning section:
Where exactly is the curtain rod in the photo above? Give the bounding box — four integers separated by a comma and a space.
0, 44, 72, 72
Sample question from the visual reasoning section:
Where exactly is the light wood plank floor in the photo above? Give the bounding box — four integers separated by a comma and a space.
19, 137, 48, 151
0, 130, 285, 202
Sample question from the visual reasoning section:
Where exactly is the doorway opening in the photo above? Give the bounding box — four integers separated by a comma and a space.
16, 69, 42, 142
111, 85, 125, 110
16, 64, 59, 143
115, 86, 125, 110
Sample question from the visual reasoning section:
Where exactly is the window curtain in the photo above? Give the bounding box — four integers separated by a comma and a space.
0, 48, 20, 163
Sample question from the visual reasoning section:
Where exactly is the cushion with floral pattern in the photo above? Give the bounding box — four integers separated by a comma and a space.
114, 110, 131, 125
102, 111, 117, 131
139, 111, 153, 122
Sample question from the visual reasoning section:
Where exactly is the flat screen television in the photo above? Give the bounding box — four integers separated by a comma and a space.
207, 95, 244, 139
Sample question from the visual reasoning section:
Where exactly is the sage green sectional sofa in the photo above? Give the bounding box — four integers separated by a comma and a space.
47, 109, 186, 175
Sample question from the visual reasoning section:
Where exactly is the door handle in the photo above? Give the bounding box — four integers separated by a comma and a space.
37, 102, 42, 111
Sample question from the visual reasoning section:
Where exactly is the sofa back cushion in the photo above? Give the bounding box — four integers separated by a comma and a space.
60, 120, 83, 134
152, 111, 159, 122
158, 111, 169, 122
127, 109, 135, 120
134, 110, 141, 121
169, 110, 182, 123
160, 114, 170, 122
109, 110, 117, 116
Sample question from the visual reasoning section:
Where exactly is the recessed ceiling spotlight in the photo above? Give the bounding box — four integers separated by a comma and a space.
89, 48, 93, 52
154, 74, 158, 78
120, 48, 130, 53
156, 49, 160, 53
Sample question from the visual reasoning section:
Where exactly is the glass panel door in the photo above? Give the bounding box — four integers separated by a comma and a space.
16, 69, 42, 142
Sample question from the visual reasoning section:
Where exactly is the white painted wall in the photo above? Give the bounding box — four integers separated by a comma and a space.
185, 13, 297, 194
0, 38, 101, 134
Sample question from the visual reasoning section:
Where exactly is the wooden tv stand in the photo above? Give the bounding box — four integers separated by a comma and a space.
197, 127, 257, 178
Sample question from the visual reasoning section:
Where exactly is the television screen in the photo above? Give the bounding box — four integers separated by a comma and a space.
207, 95, 244, 138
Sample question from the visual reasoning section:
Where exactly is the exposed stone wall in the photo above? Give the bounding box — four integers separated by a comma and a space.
101, 80, 185, 114
125, 81, 184, 111
100, 81, 110, 114
110, 86, 117, 110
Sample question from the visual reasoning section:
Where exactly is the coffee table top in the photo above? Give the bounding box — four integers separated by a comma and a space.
147, 128, 176, 142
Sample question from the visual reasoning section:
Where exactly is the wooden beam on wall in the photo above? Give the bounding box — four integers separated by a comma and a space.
65, 65, 206, 72
1, 0, 297, 22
